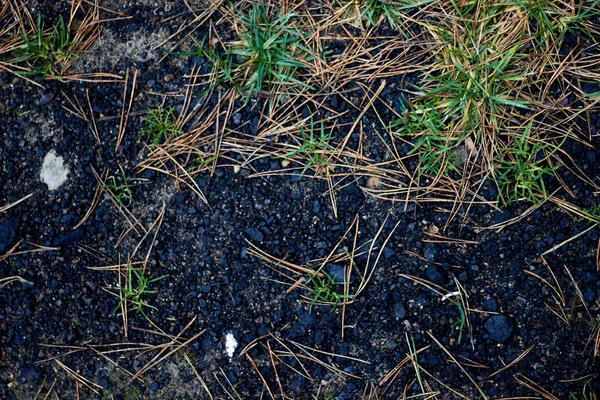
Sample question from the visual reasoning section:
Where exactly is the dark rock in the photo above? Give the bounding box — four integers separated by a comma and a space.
17, 364, 41, 383
484, 298, 499, 312
423, 243, 437, 261
583, 287, 596, 303
244, 227, 263, 242
52, 228, 85, 246
0, 217, 18, 253
484, 315, 513, 343
394, 303, 406, 319
425, 265, 444, 285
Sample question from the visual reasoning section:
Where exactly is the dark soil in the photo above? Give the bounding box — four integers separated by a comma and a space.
1, 1, 600, 399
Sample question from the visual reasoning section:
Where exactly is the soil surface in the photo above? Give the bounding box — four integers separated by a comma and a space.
1, 1, 600, 399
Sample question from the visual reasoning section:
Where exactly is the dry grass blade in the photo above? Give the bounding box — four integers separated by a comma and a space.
514, 374, 559, 400
0, 275, 32, 287
183, 352, 213, 399
489, 345, 535, 378
60, 90, 101, 143
91, 166, 147, 236
245, 353, 275, 399
0, 240, 58, 263
129, 317, 205, 382
426, 332, 487, 399
0, 193, 33, 213
248, 214, 398, 315
153, 0, 223, 64
116, 68, 138, 151
54, 359, 102, 394
214, 367, 243, 400
542, 223, 598, 256
524, 257, 569, 325
72, 168, 106, 229
266, 341, 285, 399
379, 345, 430, 396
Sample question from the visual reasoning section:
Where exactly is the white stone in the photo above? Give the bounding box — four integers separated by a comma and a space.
225, 332, 238, 360
40, 150, 69, 191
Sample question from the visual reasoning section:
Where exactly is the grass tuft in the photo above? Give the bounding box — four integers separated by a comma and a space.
15, 13, 79, 79
103, 167, 133, 206
114, 264, 167, 319
496, 121, 563, 204
179, 3, 318, 103
284, 119, 334, 176
307, 270, 354, 312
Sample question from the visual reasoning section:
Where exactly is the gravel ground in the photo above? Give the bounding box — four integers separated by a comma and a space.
1, 0, 600, 399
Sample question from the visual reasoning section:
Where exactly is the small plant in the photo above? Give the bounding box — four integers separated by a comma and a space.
141, 105, 184, 145
284, 120, 334, 176
186, 155, 218, 174
450, 298, 467, 344
569, 378, 597, 400
103, 167, 133, 206
580, 204, 600, 223
346, 0, 409, 31
232, 3, 314, 99
178, 4, 316, 102
307, 270, 354, 312
15, 13, 79, 79
114, 264, 167, 319
175, 39, 236, 96
496, 121, 562, 204
514, 0, 600, 49
391, 101, 464, 177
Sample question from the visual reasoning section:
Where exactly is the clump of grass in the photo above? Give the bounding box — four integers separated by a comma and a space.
346, 0, 410, 31
307, 270, 354, 312
389, 0, 582, 206
103, 167, 133, 206
180, 3, 317, 102
391, 101, 463, 176
515, 0, 600, 49
496, 121, 563, 204
232, 3, 315, 99
15, 13, 79, 79
114, 264, 167, 319
284, 119, 334, 176
141, 105, 184, 145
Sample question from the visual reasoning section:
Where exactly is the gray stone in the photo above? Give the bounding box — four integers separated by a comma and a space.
40, 150, 69, 190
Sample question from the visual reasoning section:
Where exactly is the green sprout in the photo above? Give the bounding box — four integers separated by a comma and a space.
391, 101, 464, 177
103, 167, 133, 206
569, 377, 597, 400
307, 270, 354, 312
114, 264, 167, 319
450, 298, 467, 344
141, 105, 184, 145
284, 120, 334, 176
